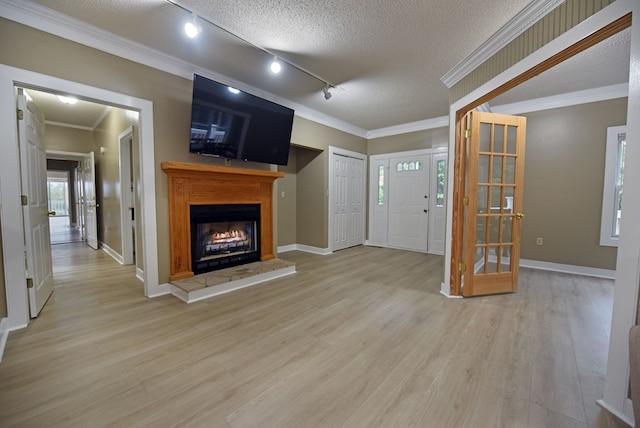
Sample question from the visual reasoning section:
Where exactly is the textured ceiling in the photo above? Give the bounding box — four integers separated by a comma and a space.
23, 0, 631, 132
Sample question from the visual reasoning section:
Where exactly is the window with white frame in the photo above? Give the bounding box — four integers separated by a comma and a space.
600, 125, 626, 247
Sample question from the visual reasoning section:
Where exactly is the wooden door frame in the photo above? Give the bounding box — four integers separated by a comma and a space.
448, 12, 632, 297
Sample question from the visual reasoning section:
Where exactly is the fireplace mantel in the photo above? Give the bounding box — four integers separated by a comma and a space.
161, 162, 283, 281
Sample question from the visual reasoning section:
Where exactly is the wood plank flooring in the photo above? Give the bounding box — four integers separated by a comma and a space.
0, 243, 627, 427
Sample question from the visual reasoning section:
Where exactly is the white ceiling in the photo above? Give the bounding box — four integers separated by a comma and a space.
18, 0, 631, 133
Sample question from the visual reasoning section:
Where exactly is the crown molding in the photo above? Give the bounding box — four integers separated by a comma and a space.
367, 115, 450, 139
44, 120, 93, 131
0, 0, 368, 138
491, 83, 629, 115
441, 0, 566, 88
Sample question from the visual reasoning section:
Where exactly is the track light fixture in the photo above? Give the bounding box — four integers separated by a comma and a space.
322, 84, 333, 100
184, 14, 200, 38
166, 0, 339, 97
270, 57, 282, 74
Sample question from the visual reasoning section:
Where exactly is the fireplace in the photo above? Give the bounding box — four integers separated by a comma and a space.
190, 204, 260, 274
162, 162, 283, 281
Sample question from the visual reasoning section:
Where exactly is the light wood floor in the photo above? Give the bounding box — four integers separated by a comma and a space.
0, 243, 627, 428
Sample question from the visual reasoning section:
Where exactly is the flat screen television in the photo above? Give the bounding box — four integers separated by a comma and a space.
189, 74, 294, 166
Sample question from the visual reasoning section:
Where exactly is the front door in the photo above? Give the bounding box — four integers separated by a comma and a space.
388, 154, 430, 251
17, 89, 54, 318
463, 111, 527, 296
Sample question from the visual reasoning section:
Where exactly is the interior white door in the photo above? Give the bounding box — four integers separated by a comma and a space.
332, 154, 349, 251
428, 153, 447, 254
75, 163, 85, 240
347, 156, 365, 248
388, 154, 430, 251
17, 89, 54, 318
83, 151, 98, 250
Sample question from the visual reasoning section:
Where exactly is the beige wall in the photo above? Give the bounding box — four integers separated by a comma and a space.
520, 98, 626, 269
1, 18, 366, 279
277, 147, 298, 247
368, 127, 449, 155
45, 125, 94, 152
93, 108, 137, 254
290, 117, 367, 248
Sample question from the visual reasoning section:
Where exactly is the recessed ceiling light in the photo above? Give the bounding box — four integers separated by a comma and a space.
57, 95, 78, 105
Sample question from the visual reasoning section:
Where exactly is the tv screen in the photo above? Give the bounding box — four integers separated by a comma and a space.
189, 74, 294, 166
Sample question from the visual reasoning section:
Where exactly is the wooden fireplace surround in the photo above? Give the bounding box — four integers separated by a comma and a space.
161, 162, 284, 281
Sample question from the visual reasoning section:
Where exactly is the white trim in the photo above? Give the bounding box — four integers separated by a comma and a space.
44, 120, 93, 131
443, 0, 639, 421
277, 244, 298, 253
488, 255, 617, 279
492, 83, 629, 115
520, 259, 616, 279
599, 125, 626, 248
441, 0, 567, 88
91, 106, 113, 130
596, 399, 635, 427
0, 65, 161, 331
367, 116, 449, 139
0, 317, 9, 363
146, 283, 171, 298
0, 0, 368, 139
100, 242, 123, 265
277, 244, 333, 255
136, 267, 144, 283
170, 266, 296, 304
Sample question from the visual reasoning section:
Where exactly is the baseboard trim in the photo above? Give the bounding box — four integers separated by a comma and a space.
0, 317, 9, 363
520, 258, 616, 279
147, 283, 172, 298
277, 244, 332, 256
170, 265, 297, 304
100, 242, 124, 265
596, 399, 635, 427
135, 267, 144, 282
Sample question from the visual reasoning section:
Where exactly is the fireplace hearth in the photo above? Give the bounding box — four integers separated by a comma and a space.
191, 204, 260, 274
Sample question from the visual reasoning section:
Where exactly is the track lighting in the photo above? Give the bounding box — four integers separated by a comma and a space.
270, 57, 282, 74
184, 14, 200, 38
167, 0, 339, 94
322, 84, 332, 100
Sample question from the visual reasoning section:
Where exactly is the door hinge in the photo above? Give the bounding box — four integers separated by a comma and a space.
21, 195, 28, 206
26, 277, 34, 288
462, 196, 469, 206
17, 109, 23, 121
458, 263, 466, 272
464, 128, 471, 138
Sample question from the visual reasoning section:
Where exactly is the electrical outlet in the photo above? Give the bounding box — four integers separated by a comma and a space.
281, 191, 285, 198
536, 237, 543, 246
224, 158, 231, 166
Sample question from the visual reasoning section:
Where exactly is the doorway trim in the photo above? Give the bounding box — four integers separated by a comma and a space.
0, 65, 160, 331
442, 0, 638, 423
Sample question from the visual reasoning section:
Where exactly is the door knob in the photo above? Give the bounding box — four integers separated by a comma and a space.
47, 211, 56, 216
515, 212, 525, 219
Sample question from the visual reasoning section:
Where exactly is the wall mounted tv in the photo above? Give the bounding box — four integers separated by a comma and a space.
189, 74, 294, 166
